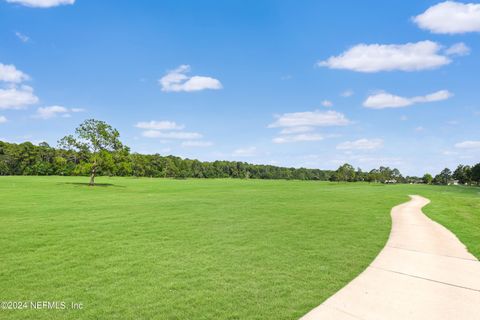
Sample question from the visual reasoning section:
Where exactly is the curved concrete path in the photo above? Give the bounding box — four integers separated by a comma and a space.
301, 195, 480, 320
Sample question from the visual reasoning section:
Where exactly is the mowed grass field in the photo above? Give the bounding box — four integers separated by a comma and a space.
0, 177, 478, 320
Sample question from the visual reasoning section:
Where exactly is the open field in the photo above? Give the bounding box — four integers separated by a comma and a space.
0, 177, 478, 319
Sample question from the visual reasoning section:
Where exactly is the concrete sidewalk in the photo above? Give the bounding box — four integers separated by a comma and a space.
301, 195, 480, 320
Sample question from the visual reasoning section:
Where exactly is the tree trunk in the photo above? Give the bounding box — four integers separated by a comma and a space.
89, 164, 96, 186
89, 171, 95, 186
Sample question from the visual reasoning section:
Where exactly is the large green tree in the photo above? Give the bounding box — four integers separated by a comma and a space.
453, 165, 472, 185
471, 163, 480, 185
422, 173, 433, 184
58, 119, 126, 186
334, 163, 356, 182
434, 168, 452, 185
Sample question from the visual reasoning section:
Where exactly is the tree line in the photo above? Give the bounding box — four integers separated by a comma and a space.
0, 140, 333, 181
0, 119, 478, 186
329, 163, 480, 185
427, 165, 480, 186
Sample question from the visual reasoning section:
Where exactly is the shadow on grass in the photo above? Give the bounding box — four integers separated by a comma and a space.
60, 182, 126, 188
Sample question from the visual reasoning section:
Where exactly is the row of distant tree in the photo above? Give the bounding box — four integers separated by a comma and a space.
1, 139, 478, 185
330, 163, 480, 185
0, 140, 332, 181
424, 165, 480, 186
0, 120, 478, 186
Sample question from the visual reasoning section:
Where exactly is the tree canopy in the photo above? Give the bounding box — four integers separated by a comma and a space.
58, 119, 127, 185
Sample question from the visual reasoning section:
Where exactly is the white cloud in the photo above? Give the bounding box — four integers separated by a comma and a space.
15, 32, 30, 43
454, 140, 480, 149
0, 63, 30, 83
181, 140, 213, 147
135, 120, 184, 130
321, 100, 333, 107
350, 156, 405, 167
159, 65, 222, 92
415, 126, 426, 132
445, 42, 471, 56
0, 64, 41, 112
269, 110, 351, 128
341, 90, 354, 97
0, 116, 7, 124
363, 90, 452, 109
0, 85, 39, 109
336, 138, 384, 150
136, 119, 212, 147
6, 0, 75, 8
35, 105, 73, 119
34, 106, 84, 119
317, 41, 450, 72
273, 134, 324, 144
279, 126, 314, 134
269, 110, 350, 144
413, 1, 480, 34
232, 147, 257, 157
142, 130, 202, 140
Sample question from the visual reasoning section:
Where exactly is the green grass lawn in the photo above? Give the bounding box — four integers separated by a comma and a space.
0, 177, 478, 319
409, 184, 480, 258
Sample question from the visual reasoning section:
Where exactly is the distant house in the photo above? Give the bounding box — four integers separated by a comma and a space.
448, 180, 460, 186
384, 179, 397, 184
407, 178, 424, 184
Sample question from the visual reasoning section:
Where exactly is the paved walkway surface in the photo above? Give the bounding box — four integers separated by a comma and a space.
301, 195, 480, 320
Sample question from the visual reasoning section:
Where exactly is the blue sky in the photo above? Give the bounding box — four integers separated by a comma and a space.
0, 0, 479, 176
